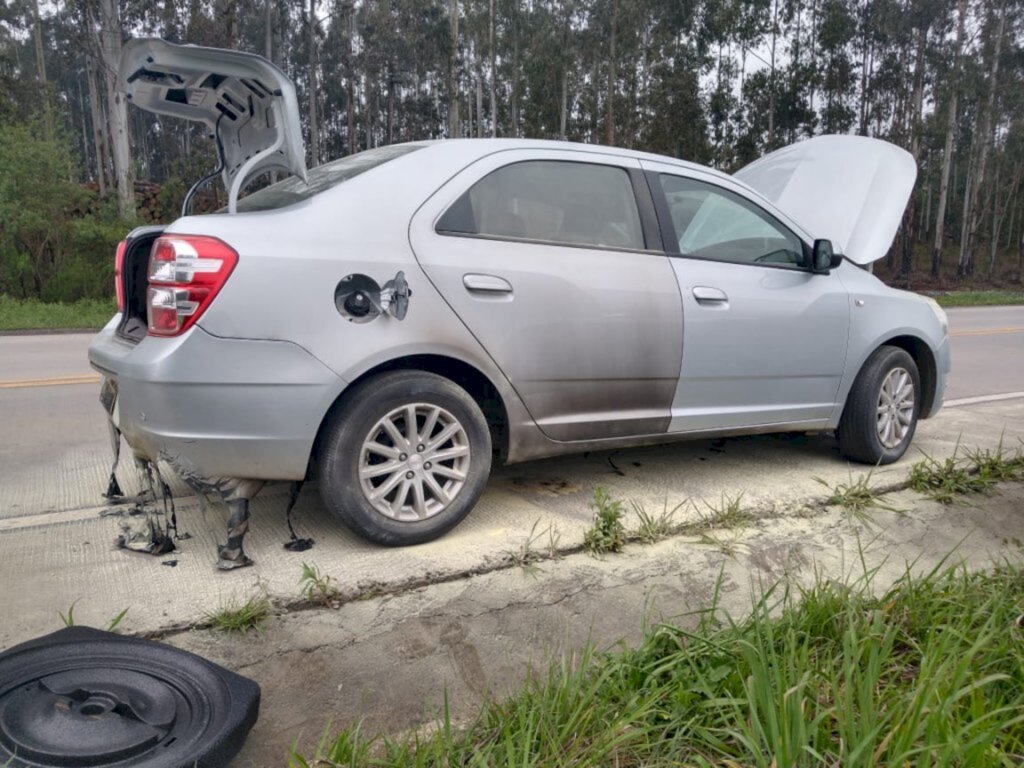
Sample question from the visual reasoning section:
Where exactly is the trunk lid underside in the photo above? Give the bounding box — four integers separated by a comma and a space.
120, 38, 307, 213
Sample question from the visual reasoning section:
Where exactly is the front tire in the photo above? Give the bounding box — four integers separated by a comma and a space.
319, 371, 492, 546
837, 345, 920, 465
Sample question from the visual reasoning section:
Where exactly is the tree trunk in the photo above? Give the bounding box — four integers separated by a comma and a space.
605, 0, 616, 146
898, 21, 929, 281
99, 0, 133, 218
476, 66, 483, 138
559, 68, 568, 140
989, 162, 1020, 276
85, 53, 108, 195
489, 0, 496, 137
307, 0, 320, 167
347, 4, 356, 154
930, 0, 967, 279
448, 0, 460, 138
264, 0, 273, 61
958, 157, 973, 278
960, 0, 1007, 278
768, 0, 778, 144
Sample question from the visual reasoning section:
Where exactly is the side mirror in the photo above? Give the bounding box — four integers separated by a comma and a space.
811, 239, 842, 273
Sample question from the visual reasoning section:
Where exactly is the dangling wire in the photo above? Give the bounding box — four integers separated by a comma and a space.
181, 113, 227, 217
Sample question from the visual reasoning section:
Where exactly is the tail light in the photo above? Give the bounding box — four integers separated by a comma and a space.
114, 239, 127, 312
146, 235, 238, 336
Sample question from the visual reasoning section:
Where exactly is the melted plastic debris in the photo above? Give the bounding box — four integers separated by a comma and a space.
282, 480, 315, 553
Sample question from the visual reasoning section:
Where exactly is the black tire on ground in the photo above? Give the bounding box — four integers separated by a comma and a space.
319, 370, 492, 546
0, 626, 259, 768
837, 345, 921, 465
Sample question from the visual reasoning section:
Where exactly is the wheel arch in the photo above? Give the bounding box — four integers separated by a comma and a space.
310, 354, 510, 472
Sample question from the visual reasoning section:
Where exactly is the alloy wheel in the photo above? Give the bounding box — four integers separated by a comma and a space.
358, 403, 471, 522
876, 366, 915, 449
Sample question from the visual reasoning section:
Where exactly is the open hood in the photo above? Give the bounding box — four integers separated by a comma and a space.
120, 38, 307, 213
735, 135, 916, 265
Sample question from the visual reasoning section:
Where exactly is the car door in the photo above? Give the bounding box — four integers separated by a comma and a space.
641, 161, 851, 432
409, 149, 683, 442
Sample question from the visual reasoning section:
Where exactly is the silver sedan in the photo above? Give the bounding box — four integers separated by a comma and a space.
89, 39, 950, 567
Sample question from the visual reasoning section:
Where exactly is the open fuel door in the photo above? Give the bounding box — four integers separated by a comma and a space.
120, 38, 307, 213
734, 135, 916, 266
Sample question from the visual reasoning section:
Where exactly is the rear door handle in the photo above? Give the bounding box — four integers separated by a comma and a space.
463, 273, 513, 294
692, 286, 728, 304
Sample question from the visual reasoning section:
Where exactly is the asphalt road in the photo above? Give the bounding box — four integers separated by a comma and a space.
0, 305, 1022, 519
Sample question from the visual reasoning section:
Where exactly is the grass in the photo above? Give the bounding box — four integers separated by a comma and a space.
815, 469, 904, 523
291, 561, 1024, 766
204, 593, 272, 634
502, 520, 561, 574
58, 600, 130, 632
695, 491, 753, 530
930, 289, 1024, 307
631, 499, 686, 544
0, 294, 116, 331
909, 440, 1024, 504
299, 562, 340, 606
583, 486, 627, 555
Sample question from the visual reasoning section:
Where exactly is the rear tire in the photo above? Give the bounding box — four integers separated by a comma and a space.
837, 345, 920, 465
319, 371, 491, 546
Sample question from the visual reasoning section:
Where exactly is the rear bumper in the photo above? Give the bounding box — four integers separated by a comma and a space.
88, 320, 346, 481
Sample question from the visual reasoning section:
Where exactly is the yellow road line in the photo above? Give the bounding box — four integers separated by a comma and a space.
950, 327, 1024, 337
0, 374, 101, 389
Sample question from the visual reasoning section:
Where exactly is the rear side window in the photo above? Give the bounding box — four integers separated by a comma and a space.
437, 160, 645, 251
659, 174, 806, 269
231, 144, 422, 212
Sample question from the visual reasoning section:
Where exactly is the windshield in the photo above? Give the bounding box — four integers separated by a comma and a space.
228, 144, 423, 213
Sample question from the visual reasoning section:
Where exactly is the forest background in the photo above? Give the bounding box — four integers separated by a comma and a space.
1, 0, 1022, 311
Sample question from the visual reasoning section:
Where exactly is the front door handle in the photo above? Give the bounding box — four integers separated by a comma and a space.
692, 286, 728, 305
463, 273, 513, 294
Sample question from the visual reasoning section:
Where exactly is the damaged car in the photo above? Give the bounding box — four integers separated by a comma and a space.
89, 38, 950, 568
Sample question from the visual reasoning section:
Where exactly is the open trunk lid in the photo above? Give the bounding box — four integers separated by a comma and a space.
120, 38, 307, 213
734, 135, 916, 266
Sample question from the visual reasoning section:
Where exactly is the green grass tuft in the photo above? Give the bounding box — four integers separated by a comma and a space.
816, 469, 904, 523
298, 562, 340, 606
583, 486, 626, 555
501, 520, 560, 574
631, 498, 686, 544
0, 294, 116, 331
909, 440, 1023, 504
204, 594, 272, 634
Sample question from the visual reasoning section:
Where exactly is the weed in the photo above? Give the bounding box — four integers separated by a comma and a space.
299, 562, 340, 606
697, 530, 743, 558
963, 438, 1024, 484
58, 600, 129, 632
204, 594, 271, 634
58, 599, 79, 628
502, 520, 559, 574
696, 492, 754, 529
583, 486, 626, 555
631, 498, 685, 544
105, 607, 129, 632
816, 469, 903, 523
909, 449, 992, 504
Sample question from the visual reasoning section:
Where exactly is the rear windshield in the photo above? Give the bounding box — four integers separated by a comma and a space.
230, 144, 423, 213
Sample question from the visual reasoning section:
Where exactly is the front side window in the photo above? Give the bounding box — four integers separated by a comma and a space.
437, 160, 645, 251
659, 174, 805, 269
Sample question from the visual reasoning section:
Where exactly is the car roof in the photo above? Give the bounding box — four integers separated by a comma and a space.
404, 138, 734, 184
